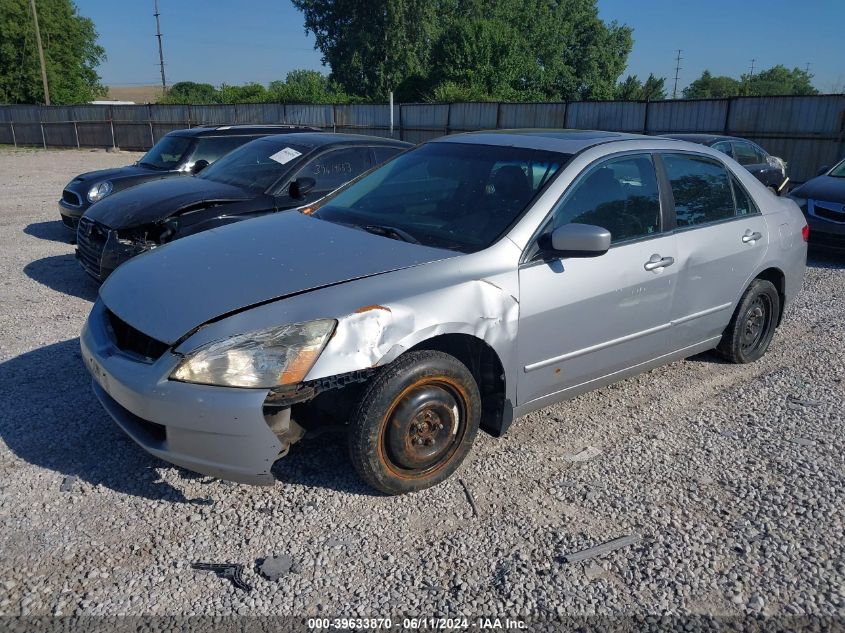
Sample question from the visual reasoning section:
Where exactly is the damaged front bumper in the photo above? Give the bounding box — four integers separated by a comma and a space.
80, 300, 303, 485
76, 219, 157, 282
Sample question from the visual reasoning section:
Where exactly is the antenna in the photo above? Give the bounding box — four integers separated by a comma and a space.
672, 49, 682, 99
29, 0, 50, 105
154, 0, 167, 92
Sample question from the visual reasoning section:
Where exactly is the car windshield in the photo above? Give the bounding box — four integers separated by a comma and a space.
309, 142, 570, 252
197, 138, 311, 193
138, 135, 193, 170
829, 159, 845, 178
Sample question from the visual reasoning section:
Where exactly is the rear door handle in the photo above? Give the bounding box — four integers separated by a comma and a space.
742, 231, 763, 244
644, 254, 675, 271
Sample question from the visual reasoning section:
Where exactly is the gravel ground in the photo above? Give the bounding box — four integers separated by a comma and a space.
0, 148, 843, 620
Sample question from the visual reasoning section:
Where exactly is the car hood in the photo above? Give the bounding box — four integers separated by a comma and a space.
99, 212, 460, 344
791, 175, 845, 202
85, 177, 252, 228
72, 164, 161, 184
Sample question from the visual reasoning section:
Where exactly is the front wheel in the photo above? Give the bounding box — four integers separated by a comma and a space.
717, 279, 780, 363
348, 350, 481, 495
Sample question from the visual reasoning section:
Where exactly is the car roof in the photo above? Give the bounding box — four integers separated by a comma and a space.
662, 133, 744, 145
248, 132, 412, 150
165, 124, 321, 138
431, 129, 651, 153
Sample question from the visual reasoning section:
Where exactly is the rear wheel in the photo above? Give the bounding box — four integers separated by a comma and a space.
348, 350, 481, 495
717, 279, 780, 363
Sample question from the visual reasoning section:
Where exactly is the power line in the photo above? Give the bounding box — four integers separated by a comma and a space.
672, 49, 682, 99
29, 0, 50, 105
154, 0, 167, 92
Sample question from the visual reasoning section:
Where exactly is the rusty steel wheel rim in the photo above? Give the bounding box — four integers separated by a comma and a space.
380, 377, 469, 478
740, 294, 771, 353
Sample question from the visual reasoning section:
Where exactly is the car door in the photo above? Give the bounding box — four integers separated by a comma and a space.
660, 152, 769, 347
517, 152, 679, 405
280, 146, 374, 207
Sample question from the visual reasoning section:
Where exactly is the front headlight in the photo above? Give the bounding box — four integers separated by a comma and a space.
170, 319, 336, 388
87, 181, 113, 203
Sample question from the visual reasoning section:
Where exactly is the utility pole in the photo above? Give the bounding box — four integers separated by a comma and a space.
804, 62, 812, 74
154, 0, 167, 93
672, 49, 682, 99
748, 58, 756, 79
29, 0, 50, 105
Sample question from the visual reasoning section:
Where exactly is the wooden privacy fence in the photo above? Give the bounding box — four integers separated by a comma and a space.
1, 95, 843, 182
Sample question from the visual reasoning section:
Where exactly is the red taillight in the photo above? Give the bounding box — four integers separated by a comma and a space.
801, 223, 809, 242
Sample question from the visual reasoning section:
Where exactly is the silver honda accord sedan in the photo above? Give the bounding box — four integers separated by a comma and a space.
81, 130, 808, 494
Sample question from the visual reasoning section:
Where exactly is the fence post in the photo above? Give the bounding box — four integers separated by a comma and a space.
39, 106, 46, 149
10, 122, 16, 148
642, 99, 650, 135
398, 103, 403, 141
73, 121, 80, 149
109, 106, 116, 149
495, 102, 502, 129
332, 104, 337, 133
723, 98, 733, 135
445, 103, 451, 135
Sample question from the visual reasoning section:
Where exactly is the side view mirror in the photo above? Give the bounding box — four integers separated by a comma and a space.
289, 177, 316, 199
817, 165, 830, 177
191, 159, 209, 174
542, 223, 611, 258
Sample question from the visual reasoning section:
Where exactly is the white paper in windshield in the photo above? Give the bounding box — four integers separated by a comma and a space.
269, 147, 303, 165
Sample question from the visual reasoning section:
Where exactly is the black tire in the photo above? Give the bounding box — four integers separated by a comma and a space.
717, 279, 780, 364
348, 350, 481, 495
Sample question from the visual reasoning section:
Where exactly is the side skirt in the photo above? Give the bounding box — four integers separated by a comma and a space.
511, 336, 722, 420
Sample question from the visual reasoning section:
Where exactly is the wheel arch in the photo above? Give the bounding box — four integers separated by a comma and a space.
408, 333, 512, 438
754, 266, 786, 326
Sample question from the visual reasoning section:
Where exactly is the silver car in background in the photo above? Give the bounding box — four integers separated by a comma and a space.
81, 130, 808, 495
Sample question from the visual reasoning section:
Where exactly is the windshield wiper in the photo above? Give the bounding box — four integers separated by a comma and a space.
362, 224, 420, 244
138, 161, 164, 170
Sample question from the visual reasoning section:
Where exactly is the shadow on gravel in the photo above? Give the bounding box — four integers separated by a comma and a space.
24, 254, 99, 302
807, 249, 845, 269
24, 220, 74, 244
271, 432, 381, 497
686, 350, 730, 365
0, 338, 203, 503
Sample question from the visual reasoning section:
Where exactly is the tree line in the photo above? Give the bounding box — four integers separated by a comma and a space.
0, 0, 824, 106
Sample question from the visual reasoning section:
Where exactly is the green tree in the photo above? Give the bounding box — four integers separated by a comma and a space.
293, 0, 632, 102
684, 66, 818, 99
683, 71, 742, 99
740, 65, 818, 96
614, 73, 666, 100
268, 69, 354, 103
0, 0, 105, 104
291, 0, 438, 101
161, 81, 218, 104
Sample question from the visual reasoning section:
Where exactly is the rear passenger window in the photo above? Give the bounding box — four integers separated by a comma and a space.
551, 154, 661, 244
663, 154, 735, 227
733, 142, 762, 166
731, 176, 759, 216
373, 146, 404, 165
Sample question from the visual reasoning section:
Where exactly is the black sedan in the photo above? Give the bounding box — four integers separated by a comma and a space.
76, 133, 411, 281
789, 158, 845, 251
59, 124, 317, 231
663, 134, 789, 194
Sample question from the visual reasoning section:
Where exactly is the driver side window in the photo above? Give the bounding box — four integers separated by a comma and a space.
550, 154, 661, 244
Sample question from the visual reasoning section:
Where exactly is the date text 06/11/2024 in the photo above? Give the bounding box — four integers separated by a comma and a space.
306, 617, 527, 630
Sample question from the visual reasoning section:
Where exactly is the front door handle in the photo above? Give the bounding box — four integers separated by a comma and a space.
742, 231, 763, 244
644, 254, 675, 271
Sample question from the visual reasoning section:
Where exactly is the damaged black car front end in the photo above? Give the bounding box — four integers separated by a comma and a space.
74, 133, 411, 282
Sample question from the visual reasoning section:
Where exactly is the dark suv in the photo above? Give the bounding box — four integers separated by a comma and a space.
58, 124, 318, 230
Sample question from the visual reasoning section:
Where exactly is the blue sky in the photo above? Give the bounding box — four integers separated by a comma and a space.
79, 0, 845, 94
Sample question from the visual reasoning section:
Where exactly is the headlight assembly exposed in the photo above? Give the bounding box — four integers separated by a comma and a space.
170, 319, 336, 388
87, 181, 113, 203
